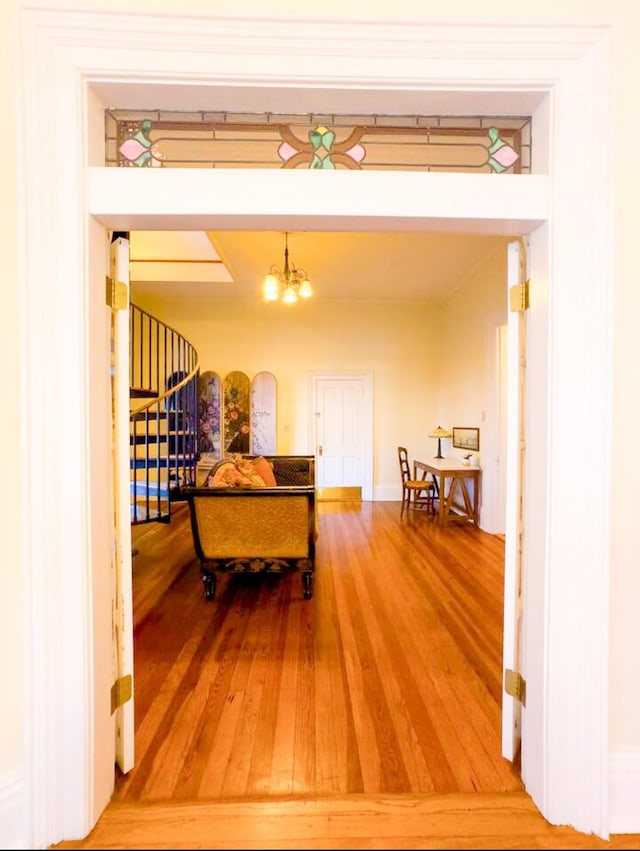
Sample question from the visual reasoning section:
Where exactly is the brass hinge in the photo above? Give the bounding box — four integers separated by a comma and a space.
509, 280, 530, 313
110, 674, 132, 715
504, 668, 526, 706
106, 275, 129, 311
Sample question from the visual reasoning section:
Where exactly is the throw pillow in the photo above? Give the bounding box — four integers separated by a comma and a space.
235, 459, 268, 488
250, 455, 278, 487
206, 459, 253, 487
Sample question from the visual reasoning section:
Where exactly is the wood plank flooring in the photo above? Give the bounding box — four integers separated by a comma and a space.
52, 500, 640, 849
53, 793, 640, 850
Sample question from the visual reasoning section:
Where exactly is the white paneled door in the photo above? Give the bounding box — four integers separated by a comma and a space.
502, 238, 528, 763
310, 372, 373, 500
110, 234, 135, 775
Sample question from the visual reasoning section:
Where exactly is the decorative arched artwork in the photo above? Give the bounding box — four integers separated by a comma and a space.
198, 371, 222, 463
223, 370, 251, 455
251, 371, 277, 455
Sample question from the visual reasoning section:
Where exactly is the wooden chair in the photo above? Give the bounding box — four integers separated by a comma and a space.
398, 446, 436, 515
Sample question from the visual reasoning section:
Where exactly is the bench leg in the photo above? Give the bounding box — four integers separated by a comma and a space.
200, 568, 217, 601
302, 571, 314, 600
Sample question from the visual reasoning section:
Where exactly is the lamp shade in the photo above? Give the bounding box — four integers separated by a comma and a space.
429, 425, 452, 438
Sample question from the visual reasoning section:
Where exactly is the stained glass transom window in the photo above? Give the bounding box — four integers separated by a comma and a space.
106, 110, 531, 174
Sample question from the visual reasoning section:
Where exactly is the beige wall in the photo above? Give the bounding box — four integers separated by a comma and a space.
1, 0, 23, 775
438, 240, 510, 446
131, 292, 446, 490
607, 11, 640, 750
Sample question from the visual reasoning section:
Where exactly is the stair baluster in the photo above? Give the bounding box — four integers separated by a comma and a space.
129, 303, 199, 525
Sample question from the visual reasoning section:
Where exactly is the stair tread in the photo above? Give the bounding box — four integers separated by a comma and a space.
130, 411, 188, 421
130, 432, 194, 443
130, 387, 159, 399
130, 455, 197, 469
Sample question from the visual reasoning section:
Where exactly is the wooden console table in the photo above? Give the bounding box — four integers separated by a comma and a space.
414, 458, 481, 527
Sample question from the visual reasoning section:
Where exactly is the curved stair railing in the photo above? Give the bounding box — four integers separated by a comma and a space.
129, 303, 199, 525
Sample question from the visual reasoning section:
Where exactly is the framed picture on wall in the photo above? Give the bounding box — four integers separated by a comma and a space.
452, 427, 480, 452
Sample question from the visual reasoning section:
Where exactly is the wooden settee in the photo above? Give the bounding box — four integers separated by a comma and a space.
184, 455, 316, 601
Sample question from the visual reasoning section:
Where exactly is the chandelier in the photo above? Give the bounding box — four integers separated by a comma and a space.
263, 232, 313, 304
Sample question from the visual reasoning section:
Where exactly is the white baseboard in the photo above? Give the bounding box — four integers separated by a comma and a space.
609, 751, 640, 834
373, 484, 402, 501
0, 769, 26, 849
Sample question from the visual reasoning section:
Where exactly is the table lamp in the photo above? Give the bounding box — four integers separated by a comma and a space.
429, 425, 452, 459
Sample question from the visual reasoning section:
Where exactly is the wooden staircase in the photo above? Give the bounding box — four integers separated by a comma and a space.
129, 303, 199, 525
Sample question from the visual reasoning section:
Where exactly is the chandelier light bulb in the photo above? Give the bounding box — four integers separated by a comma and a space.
263, 274, 279, 301
298, 278, 312, 298
282, 284, 298, 304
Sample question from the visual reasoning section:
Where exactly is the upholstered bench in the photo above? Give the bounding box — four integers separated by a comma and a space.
184, 455, 316, 601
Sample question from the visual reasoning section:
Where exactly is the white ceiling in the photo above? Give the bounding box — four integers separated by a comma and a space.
129, 229, 513, 304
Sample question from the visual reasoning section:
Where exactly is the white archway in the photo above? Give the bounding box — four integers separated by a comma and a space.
18, 10, 612, 844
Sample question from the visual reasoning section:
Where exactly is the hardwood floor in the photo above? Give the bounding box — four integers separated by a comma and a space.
52, 501, 640, 849
129, 503, 197, 629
